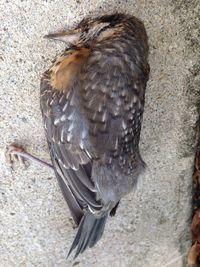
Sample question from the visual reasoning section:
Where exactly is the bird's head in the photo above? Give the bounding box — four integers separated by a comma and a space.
44, 13, 128, 46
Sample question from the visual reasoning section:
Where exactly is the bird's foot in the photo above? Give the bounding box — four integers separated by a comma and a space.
69, 217, 78, 229
6, 144, 29, 169
6, 144, 53, 170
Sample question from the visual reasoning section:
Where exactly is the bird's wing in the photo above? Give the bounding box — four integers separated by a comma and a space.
40, 77, 105, 224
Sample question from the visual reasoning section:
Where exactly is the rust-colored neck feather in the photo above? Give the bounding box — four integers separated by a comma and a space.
49, 47, 90, 91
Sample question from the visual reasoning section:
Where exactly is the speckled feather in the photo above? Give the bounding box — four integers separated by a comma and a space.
40, 13, 149, 257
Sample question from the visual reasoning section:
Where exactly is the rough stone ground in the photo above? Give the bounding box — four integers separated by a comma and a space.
0, 0, 199, 266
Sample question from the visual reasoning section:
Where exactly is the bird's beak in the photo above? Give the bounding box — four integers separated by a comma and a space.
44, 29, 80, 44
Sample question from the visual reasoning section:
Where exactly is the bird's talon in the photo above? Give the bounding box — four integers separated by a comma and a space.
69, 217, 78, 229
6, 144, 27, 169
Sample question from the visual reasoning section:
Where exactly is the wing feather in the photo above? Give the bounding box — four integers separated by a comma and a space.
41, 84, 103, 222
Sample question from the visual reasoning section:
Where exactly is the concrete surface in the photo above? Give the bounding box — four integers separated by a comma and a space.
0, 0, 199, 266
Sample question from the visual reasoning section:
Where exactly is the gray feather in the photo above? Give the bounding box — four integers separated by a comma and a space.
67, 211, 108, 259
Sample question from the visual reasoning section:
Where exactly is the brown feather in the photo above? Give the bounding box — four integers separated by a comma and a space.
50, 48, 90, 91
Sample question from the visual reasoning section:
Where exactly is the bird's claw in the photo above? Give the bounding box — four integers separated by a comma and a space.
6, 144, 29, 170
69, 217, 78, 229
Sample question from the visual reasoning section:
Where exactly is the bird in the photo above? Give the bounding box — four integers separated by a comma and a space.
40, 13, 150, 258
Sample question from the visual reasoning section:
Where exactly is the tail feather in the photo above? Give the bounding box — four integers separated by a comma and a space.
89, 216, 107, 248
68, 211, 108, 258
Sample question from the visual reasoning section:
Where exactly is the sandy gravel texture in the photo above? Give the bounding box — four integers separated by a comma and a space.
0, 0, 199, 266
